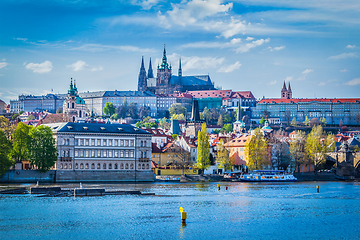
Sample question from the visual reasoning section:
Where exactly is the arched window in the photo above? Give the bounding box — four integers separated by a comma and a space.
59, 163, 63, 169
125, 163, 128, 169
69, 163, 72, 169
142, 164, 145, 169
109, 163, 112, 169
85, 163, 89, 169
130, 163, 134, 169
115, 164, 118, 169
75, 163, 78, 169
64, 163, 68, 169
140, 140, 143, 147
120, 163, 124, 169
138, 163, 141, 169
146, 164, 149, 169
144, 141, 146, 147
67, 103, 69, 108
103, 163, 106, 169
91, 163, 95, 169
66, 139, 69, 145
72, 102, 74, 108
141, 152, 143, 158
97, 163, 100, 169
80, 163, 84, 169
79, 110, 82, 118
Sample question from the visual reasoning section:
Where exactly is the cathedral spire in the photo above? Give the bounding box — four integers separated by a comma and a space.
178, 58, 182, 78
287, 82, 292, 92
282, 80, 287, 91
138, 56, 147, 91
140, 56, 145, 70
148, 58, 154, 78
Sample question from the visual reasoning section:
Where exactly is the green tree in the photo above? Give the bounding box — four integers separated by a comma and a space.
103, 102, 116, 116
171, 113, 185, 121
172, 134, 178, 141
0, 116, 16, 139
144, 122, 158, 128
304, 116, 310, 126
11, 122, 32, 162
222, 113, 232, 123
202, 107, 211, 123
169, 103, 186, 116
320, 117, 327, 126
27, 114, 35, 121
0, 130, 13, 177
290, 117, 297, 127
245, 127, 268, 170
305, 125, 335, 171
139, 106, 150, 119
259, 117, 265, 125
29, 125, 58, 173
216, 139, 233, 170
221, 124, 233, 133
128, 102, 138, 119
196, 123, 211, 172
159, 117, 170, 130
289, 130, 306, 172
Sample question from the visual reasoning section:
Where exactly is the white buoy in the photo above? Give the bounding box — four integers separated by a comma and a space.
36, 181, 39, 187
80, 182, 83, 189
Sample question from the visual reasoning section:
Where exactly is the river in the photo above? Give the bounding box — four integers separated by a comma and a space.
1, 181, 359, 240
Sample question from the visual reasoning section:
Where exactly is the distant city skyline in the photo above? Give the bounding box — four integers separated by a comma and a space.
0, 0, 359, 104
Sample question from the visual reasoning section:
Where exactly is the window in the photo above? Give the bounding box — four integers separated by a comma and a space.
140, 141, 143, 147
103, 163, 106, 169
120, 140, 124, 146
91, 139, 95, 146
80, 139, 84, 146
138, 163, 141, 169
59, 163, 63, 169
75, 163, 78, 169
130, 151, 134, 158
120, 151, 124, 158
144, 141, 146, 147
146, 164, 149, 170
125, 151, 129, 158
85, 139, 89, 146
103, 139, 107, 146
91, 163, 95, 169
97, 163, 100, 169
115, 140, 118, 146
120, 163, 124, 169
125, 140, 129, 146
80, 151, 84, 157
85, 163, 89, 169
75, 150, 78, 157
103, 150, 107, 157
85, 150, 89, 158
69, 163, 72, 169
97, 139, 101, 146
80, 163, 84, 169
109, 163, 112, 169
75, 139, 78, 146
115, 164, 118, 169
130, 163, 134, 169
97, 150, 101, 157
115, 151, 118, 157
130, 140, 134, 146
91, 150, 95, 157
109, 151, 113, 158
109, 140, 112, 146
125, 163, 128, 169
142, 164, 145, 169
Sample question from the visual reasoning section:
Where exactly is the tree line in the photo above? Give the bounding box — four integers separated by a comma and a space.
0, 116, 58, 177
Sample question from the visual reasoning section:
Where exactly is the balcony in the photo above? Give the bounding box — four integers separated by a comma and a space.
60, 157, 73, 161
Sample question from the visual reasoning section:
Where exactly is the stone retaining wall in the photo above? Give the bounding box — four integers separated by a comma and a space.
56, 170, 155, 182
0, 170, 56, 183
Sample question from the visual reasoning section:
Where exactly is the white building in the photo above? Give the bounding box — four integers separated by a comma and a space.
45, 122, 154, 182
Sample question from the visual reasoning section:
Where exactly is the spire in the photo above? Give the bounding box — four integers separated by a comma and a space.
287, 82, 292, 92
159, 44, 169, 70
191, 100, 200, 122
236, 100, 241, 122
148, 58, 154, 78
178, 58, 182, 78
282, 81, 287, 91
140, 56, 145, 70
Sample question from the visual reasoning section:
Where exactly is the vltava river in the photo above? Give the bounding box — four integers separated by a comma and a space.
1, 181, 359, 240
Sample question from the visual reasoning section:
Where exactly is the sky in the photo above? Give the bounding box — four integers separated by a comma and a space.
0, 0, 359, 104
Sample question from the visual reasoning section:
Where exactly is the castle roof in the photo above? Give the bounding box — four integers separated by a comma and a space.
170, 75, 212, 86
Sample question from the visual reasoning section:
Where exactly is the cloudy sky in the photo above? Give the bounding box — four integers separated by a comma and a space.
0, 0, 359, 104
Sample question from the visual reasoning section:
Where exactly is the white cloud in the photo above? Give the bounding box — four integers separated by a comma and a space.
71, 44, 154, 53
318, 82, 325, 86
25, 61, 52, 73
267, 80, 277, 85
182, 56, 225, 71
167, 0, 233, 27
217, 61, 241, 73
131, 0, 160, 10
246, 37, 254, 41
0, 62, 8, 69
219, 17, 247, 38
285, 76, 293, 81
235, 38, 270, 53
91, 66, 104, 72
328, 52, 358, 60
16, 38, 28, 42
340, 69, 349, 72
345, 77, 360, 86
67, 60, 89, 72
346, 45, 356, 49
273, 46, 285, 51
230, 38, 241, 44
181, 38, 242, 49
302, 69, 314, 74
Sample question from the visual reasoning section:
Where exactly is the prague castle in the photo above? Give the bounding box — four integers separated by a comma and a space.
138, 45, 216, 94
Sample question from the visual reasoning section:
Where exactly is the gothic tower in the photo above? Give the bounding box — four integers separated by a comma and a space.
281, 81, 288, 99
138, 56, 147, 91
178, 58, 182, 79
148, 58, 154, 79
287, 82, 292, 99
156, 45, 172, 94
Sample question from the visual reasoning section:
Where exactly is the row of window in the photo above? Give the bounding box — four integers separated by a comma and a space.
74, 149, 137, 158
62, 138, 149, 147
58, 162, 150, 170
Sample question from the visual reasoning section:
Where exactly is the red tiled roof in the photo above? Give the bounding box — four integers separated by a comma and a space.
151, 143, 162, 153
231, 91, 255, 99
187, 90, 232, 98
258, 98, 360, 104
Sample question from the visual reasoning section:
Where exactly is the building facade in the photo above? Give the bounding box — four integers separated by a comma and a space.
10, 93, 66, 113
46, 122, 153, 182
63, 79, 88, 122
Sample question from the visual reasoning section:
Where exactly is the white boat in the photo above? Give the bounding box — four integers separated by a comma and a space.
240, 170, 297, 182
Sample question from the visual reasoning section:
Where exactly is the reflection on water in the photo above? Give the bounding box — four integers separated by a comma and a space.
1, 182, 360, 240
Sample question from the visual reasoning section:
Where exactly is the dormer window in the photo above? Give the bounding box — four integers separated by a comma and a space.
100, 127, 105, 130
67, 126, 73, 129
83, 127, 88, 130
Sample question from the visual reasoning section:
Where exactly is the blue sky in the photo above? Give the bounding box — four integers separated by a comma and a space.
0, 0, 359, 104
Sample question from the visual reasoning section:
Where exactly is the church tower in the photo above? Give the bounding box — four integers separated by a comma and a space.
148, 58, 154, 79
156, 45, 172, 94
138, 56, 147, 91
63, 78, 87, 122
287, 82, 292, 99
178, 58, 182, 79
281, 81, 288, 99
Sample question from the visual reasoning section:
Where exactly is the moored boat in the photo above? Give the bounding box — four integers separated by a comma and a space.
240, 170, 297, 182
